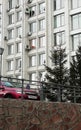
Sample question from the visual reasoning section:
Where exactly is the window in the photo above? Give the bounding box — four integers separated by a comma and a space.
9, 14, 14, 24
72, 34, 81, 51
0, 4, 2, 13
17, 11, 22, 21
54, 0, 65, 10
38, 71, 45, 81
30, 22, 36, 33
16, 42, 22, 53
78, 0, 81, 7
29, 73, 36, 81
30, 6, 36, 17
39, 36, 45, 48
71, 0, 81, 9
39, 19, 45, 31
0, 18, 1, 27
54, 13, 65, 28
8, 0, 14, 9
0, 33, 1, 41
9, 0, 12, 9
29, 55, 36, 67
72, 14, 81, 30
8, 60, 13, 71
54, 32, 65, 46
8, 29, 14, 40
29, 38, 37, 49
8, 44, 14, 55
39, 53, 46, 65
39, 2, 45, 14
16, 58, 21, 70
17, 26, 22, 38
41, 71, 46, 81
17, 0, 22, 5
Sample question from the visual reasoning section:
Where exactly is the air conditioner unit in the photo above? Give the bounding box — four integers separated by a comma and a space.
25, 45, 31, 51
4, 36, 8, 41
25, 8, 30, 14
31, 45, 36, 49
27, 0, 32, 4
27, 32, 32, 36
30, 10, 35, 17
15, 5, 19, 9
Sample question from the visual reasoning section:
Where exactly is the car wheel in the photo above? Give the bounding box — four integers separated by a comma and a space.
4, 94, 14, 99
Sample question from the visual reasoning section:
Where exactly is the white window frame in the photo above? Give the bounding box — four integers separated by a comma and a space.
39, 53, 46, 65
54, 31, 65, 46
16, 42, 22, 53
9, 14, 14, 24
54, 0, 64, 10
8, 29, 14, 40
39, 2, 45, 14
17, 11, 22, 21
71, 0, 81, 9
29, 55, 36, 67
30, 22, 36, 33
54, 13, 65, 28
39, 35, 45, 48
8, 60, 13, 71
17, 0, 22, 5
17, 26, 22, 38
29, 73, 36, 81
8, 44, 14, 55
16, 58, 22, 70
29, 38, 37, 48
72, 13, 81, 30
72, 34, 81, 51
39, 19, 45, 31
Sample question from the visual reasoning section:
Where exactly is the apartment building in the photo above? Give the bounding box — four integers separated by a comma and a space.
1, 0, 81, 81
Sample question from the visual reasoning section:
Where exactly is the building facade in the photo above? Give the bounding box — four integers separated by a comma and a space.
0, 0, 2, 44
1, 0, 81, 81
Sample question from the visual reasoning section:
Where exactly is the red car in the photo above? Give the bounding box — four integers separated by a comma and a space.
0, 81, 40, 100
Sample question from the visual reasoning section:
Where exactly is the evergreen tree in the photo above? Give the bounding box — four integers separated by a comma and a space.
69, 46, 81, 103
69, 57, 77, 86
44, 45, 68, 101
76, 46, 81, 87
70, 46, 81, 87
45, 46, 68, 84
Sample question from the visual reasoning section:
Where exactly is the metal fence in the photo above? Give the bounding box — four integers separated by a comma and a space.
41, 82, 81, 103
0, 76, 81, 103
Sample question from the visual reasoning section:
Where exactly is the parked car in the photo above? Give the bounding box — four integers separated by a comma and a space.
0, 81, 40, 100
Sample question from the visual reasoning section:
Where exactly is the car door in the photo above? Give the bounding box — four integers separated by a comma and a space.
0, 83, 5, 97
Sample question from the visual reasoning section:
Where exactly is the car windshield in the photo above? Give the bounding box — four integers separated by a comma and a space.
11, 82, 22, 88
2, 81, 13, 87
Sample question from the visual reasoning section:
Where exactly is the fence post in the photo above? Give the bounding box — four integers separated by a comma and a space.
21, 78, 24, 99
58, 85, 61, 102
40, 82, 44, 101
73, 87, 76, 103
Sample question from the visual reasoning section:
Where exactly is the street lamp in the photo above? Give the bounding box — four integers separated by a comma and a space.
0, 47, 4, 78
